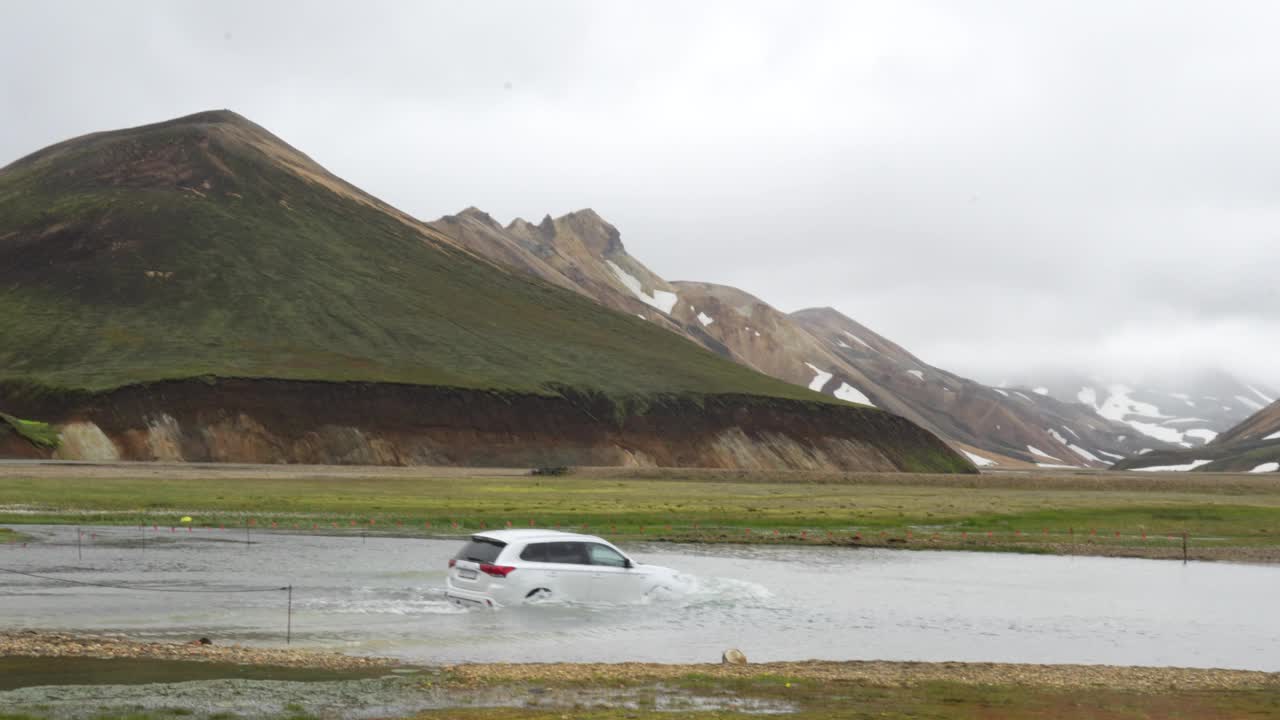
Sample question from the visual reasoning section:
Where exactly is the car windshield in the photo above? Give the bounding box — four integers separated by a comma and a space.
454, 537, 506, 563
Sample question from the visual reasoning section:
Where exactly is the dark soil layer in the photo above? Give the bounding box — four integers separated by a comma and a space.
0, 378, 970, 471
0, 656, 382, 691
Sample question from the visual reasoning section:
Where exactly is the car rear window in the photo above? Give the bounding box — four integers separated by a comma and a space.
454, 537, 506, 563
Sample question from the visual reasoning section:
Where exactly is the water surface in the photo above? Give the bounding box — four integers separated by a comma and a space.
2, 525, 1276, 669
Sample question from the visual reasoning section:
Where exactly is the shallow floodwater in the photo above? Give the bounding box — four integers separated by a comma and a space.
3, 525, 1278, 670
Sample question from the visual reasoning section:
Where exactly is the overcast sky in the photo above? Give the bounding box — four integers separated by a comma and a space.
3, 1, 1278, 388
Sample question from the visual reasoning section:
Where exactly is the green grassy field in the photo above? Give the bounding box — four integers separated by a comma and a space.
3, 683, 1274, 720
2, 466, 1278, 560
408, 681, 1280, 720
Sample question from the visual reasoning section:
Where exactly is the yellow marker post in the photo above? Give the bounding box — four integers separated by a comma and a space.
180, 516, 192, 523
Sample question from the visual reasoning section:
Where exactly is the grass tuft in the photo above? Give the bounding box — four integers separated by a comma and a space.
0, 412, 59, 449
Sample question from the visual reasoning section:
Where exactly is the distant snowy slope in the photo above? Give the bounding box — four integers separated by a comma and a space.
1023, 372, 1277, 452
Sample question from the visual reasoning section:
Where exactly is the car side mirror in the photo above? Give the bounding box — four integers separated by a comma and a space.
624, 559, 633, 569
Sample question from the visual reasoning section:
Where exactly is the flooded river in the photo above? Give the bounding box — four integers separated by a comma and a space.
2, 525, 1277, 669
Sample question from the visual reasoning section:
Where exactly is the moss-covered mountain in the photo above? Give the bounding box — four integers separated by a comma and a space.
0, 110, 813, 397
0, 110, 969, 471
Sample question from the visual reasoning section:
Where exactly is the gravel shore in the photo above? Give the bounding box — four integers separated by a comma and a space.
0, 630, 394, 671
5, 630, 1276, 694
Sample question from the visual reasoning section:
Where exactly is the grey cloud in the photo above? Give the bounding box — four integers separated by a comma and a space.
2, 0, 1277, 387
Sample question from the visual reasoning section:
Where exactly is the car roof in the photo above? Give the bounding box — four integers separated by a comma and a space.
470, 529, 604, 544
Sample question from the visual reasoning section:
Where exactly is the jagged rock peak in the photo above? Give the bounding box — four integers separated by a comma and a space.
556, 208, 624, 255
456, 206, 501, 227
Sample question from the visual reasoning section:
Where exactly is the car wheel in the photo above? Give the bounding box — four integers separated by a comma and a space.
524, 587, 553, 603
642, 584, 676, 602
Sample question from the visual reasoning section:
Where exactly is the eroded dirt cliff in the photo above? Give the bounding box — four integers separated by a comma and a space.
0, 379, 972, 473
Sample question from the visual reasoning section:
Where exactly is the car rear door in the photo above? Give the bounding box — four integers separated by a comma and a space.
539, 541, 595, 601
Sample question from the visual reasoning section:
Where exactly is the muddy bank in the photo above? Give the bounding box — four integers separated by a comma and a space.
0, 378, 971, 472
5, 632, 1279, 692
0, 631, 393, 671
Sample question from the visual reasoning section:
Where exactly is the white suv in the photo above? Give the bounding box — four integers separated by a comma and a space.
444, 529, 685, 608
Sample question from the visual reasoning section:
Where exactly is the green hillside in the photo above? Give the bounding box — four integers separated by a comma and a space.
0, 111, 834, 403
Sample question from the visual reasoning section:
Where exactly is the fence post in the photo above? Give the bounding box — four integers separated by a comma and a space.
286, 584, 293, 645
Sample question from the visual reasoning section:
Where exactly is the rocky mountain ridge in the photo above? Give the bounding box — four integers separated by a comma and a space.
428, 205, 1172, 468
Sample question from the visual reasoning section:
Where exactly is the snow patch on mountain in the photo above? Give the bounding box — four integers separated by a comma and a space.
962, 450, 995, 467
1033, 387, 1049, 395
697, 312, 714, 326
841, 331, 873, 350
1235, 394, 1266, 412
1183, 428, 1218, 443
605, 261, 678, 313
804, 363, 832, 392
1248, 385, 1276, 404
1036, 463, 1077, 469
1131, 459, 1213, 472
1097, 449, 1126, 460
1074, 384, 1223, 446
1251, 462, 1280, 473
1094, 385, 1169, 421
1047, 428, 1068, 445
834, 382, 874, 406
1068, 444, 1102, 463
992, 388, 1009, 397
906, 370, 924, 382
1266, 431, 1280, 441
1027, 445, 1060, 461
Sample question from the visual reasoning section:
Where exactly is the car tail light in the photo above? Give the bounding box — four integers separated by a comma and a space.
479, 563, 516, 578
448, 559, 456, 568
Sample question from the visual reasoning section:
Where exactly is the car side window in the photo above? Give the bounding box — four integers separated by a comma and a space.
587, 543, 628, 567
519, 543, 549, 562
543, 541, 590, 565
